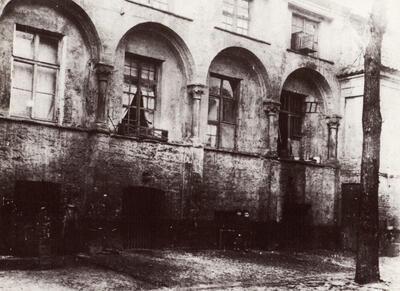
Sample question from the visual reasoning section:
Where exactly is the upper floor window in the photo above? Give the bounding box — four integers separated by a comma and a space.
206, 74, 239, 149
118, 53, 167, 140
290, 14, 318, 54
278, 90, 305, 157
222, 0, 250, 35
10, 25, 60, 121
135, 0, 168, 10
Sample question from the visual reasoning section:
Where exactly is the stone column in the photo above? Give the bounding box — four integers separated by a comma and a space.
263, 99, 281, 157
95, 63, 114, 130
327, 115, 342, 161
187, 84, 206, 144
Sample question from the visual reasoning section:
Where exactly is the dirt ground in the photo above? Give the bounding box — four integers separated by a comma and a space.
0, 250, 398, 290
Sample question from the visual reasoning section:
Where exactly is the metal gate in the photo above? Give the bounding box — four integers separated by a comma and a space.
122, 186, 164, 249
341, 183, 361, 251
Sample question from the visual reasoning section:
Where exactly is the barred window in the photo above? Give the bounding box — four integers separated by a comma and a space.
10, 25, 60, 121
222, 0, 250, 35
206, 74, 239, 149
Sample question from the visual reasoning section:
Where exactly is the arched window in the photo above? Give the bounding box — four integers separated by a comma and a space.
206, 74, 239, 149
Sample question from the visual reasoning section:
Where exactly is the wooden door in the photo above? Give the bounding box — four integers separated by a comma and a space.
341, 183, 361, 251
122, 187, 164, 249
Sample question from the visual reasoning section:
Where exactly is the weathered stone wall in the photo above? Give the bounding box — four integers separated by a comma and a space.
0, 119, 196, 222
280, 161, 337, 226
202, 150, 281, 222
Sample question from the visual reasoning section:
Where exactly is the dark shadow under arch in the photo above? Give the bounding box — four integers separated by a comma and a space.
280, 67, 333, 114
209, 46, 270, 98
117, 22, 195, 83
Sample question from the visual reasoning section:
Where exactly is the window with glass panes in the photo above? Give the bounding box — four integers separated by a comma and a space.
135, 0, 168, 10
278, 90, 305, 156
222, 0, 250, 35
207, 75, 238, 149
10, 25, 60, 121
119, 53, 158, 136
291, 14, 318, 50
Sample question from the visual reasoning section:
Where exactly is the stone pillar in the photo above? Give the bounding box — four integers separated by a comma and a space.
327, 115, 342, 161
95, 63, 114, 129
263, 99, 281, 157
187, 84, 206, 144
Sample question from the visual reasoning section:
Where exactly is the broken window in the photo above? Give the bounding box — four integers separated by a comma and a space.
278, 90, 305, 158
118, 53, 167, 140
222, 0, 250, 35
206, 74, 239, 149
291, 14, 318, 54
135, 0, 168, 10
10, 25, 60, 121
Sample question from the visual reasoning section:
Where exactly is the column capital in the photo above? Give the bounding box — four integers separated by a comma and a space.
95, 63, 114, 80
326, 114, 342, 128
187, 84, 207, 100
263, 99, 281, 115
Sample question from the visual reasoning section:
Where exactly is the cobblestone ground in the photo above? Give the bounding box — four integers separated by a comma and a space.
0, 250, 398, 290
0, 266, 151, 290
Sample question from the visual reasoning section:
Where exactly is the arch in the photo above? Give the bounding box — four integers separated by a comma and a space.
0, 0, 101, 61
116, 22, 195, 83
208, 46, 270, 98
280, 67, 333, 114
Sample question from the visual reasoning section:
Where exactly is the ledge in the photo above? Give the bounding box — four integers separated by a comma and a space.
204, 147, 263, 159
279, 157, 338, 169
124, 0, 193, 22
214, 27, 271, 46
286, 49, 334, 65
0, 117, 194, 149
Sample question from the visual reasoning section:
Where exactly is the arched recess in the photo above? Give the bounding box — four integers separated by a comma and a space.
110, 22, 195, 141
0, 0, 101, 60
278, 67, 333, 160
205, 46, 270, 152
0, 0, 102, 126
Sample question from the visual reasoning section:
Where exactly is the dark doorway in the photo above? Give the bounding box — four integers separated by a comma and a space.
341, 183, 361, 251
122, 186, 165, 249
13, 181, 62, 257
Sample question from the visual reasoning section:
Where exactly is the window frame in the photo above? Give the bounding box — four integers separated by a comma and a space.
278, 90, 306, 157
222, 0, 250, 35
206, 73, 240, 149
119, 53, 166, 139
135, 0, 169, 10
290, 13, 319, 53
10, 24, 62, 122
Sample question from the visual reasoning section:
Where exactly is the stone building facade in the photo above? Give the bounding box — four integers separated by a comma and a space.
0, 0, 397, 254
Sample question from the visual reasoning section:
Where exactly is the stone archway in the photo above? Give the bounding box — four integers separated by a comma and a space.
278, 67, 334, 161
205, 46, 270, 152
0, 0, 101, 61
111, 22, 195, 141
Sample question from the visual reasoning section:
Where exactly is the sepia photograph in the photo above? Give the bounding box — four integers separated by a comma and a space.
0, 0, 399, 290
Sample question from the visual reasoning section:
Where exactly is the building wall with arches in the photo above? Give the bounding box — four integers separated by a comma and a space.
0, 0, 368, 251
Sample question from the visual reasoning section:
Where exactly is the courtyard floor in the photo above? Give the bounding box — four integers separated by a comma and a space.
0, 250, 399, 290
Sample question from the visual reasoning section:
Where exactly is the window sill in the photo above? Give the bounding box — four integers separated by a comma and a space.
286, 49, 334, 65
278, 157, 337, 168
124, 0, 193, 22
204, 146, 261, 158
214, 27, 271, 46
